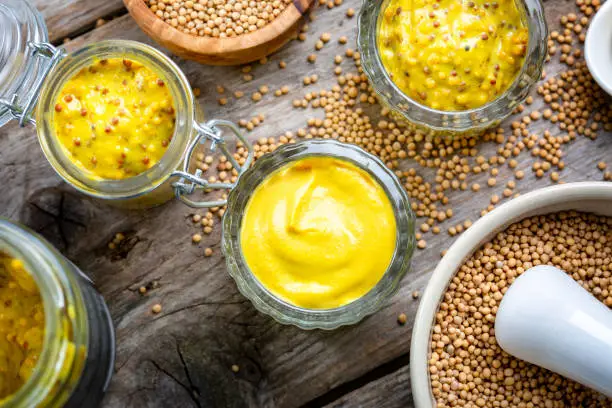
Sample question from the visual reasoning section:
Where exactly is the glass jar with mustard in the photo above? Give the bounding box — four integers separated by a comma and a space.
0, 0, 253, 210
0, 218, 114, 407
357, 0, 548, 136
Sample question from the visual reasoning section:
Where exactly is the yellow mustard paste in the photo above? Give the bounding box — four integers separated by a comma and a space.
0, 255, 44, 400
54, 58, 176, 180
378, 0, 529, 111
240, 157, 397, 309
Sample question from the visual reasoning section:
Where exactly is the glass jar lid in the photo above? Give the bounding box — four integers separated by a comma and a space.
0, 0, 49, 128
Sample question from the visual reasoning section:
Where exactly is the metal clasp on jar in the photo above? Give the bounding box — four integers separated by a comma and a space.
0, 42, 66, 127
171, 119, 254, 208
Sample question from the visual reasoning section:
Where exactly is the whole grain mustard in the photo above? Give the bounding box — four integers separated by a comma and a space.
378, 0, 529, 111
53, 58, 176, 180
240, 157, 397, 309
0, 255, 44, 400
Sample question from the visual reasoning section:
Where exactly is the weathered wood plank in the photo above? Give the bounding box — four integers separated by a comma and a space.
323, 365, 412, 408
1, 0, 611, 407
32, 0, 125, 43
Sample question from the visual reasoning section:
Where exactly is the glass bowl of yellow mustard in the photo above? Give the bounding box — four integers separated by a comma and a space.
358, 0, 548, 136
222, 140, 416, 330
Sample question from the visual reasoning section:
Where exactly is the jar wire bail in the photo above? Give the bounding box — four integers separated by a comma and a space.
0, 42, 65, 127
171, 119, 253, 208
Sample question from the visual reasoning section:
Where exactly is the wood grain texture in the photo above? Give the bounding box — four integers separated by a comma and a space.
0, 0, 610, 407
323, 365, 412, 408
31, 0, 125, 43
123, 0, 315, 65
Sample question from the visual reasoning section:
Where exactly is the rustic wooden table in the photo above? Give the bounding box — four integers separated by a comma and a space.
1, 0, 610, 407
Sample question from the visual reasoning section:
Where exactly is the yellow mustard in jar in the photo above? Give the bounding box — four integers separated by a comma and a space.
53, 58, 176, 180
378, 0, 528, 111
240, 157, 397, 309
0, 255, 44, 400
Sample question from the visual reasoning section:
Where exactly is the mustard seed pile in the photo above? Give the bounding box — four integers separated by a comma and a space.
430, 211, 612, 407
145, 0, 293, 38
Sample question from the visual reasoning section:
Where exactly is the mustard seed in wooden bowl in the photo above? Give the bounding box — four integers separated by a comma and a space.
146, 0, 292, 37
124, 0, 315, 65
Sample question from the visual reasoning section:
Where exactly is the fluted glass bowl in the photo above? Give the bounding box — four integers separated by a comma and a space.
222, 140, 416, 329
357, 0, 548, 137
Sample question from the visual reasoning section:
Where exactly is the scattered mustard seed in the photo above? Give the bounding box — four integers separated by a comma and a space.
397, 313, 407, 325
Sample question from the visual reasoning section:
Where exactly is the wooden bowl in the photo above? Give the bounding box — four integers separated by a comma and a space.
123, 0, 314, 66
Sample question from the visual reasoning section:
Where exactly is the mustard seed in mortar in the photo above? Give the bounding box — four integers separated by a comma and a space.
430, 211, 612, 407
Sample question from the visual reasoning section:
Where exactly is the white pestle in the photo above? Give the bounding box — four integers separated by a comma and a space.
495, 265, 612, 398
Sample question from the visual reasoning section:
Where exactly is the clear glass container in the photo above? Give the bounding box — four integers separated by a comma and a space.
357, 0, 548, 137
0, 0, 48, 128
222, 140, 416, 330
0, 218, 114, 408
0, 1, 252, 209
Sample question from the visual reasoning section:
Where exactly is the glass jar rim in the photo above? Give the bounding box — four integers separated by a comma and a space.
0, 219, 88, 407
222, 140, 416, 329
358, 0, 548, 131
35, 40, 195, 200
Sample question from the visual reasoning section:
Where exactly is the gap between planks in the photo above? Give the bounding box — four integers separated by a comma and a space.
301, 353, 411, 407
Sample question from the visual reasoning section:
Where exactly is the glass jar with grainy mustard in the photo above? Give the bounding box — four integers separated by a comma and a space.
0, 218, 114, 407
357, 0, 548, 136
0, 0, 253, 209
